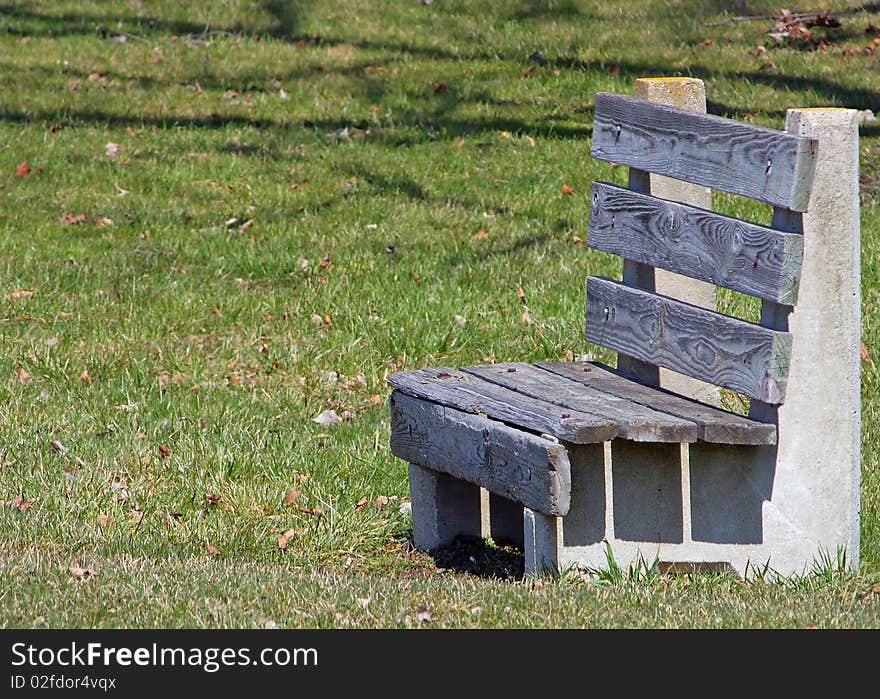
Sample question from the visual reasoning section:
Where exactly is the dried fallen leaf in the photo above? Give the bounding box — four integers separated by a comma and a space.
284, 488, 302, 505
319, 255, 331, 268
207, 543, 220, 555
50, 440, 69, 455
69, 565, 97, 579
15, 161, 30, 177
313, 409, 342, 427
472, 227, 489, 241
454, 314, 467, 326
521, 309, 534, 324
96, 514, 109, 527
561, 183, 574, 195
277, 528, 296, 550
79, 369, 92, 383
415, 604, 432, 623
517, 283, 527, 305
105, 142, 119, 158
158, 444, 170, 458
239, 219, 254, 232
299, 506, 323, 516
5, 288, 35, 300
862, 342, 871, 362
15, 366, 31, 383
7, 493, 35, 512
206, 493, 221, 506
432, 81, 447, 93
354, 496, 369, 510
297, 257, 309, 271
60, 212, 87, 225
375, 495, 389, 509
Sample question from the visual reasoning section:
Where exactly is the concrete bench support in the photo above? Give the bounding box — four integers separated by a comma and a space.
408, 463, 483, 550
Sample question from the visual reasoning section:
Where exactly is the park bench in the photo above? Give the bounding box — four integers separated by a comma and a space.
387, 78, 862, 577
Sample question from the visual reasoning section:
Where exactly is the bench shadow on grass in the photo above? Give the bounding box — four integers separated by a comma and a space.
425, 535, 525, 580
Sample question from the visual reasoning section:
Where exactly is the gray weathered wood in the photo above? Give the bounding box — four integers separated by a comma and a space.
462, 362, 698, 442
589, 182, 804, 304
388, 367, 617, 443
535, 361, 777, 445
617, 168, 662, 385
586, 276, 792, 404
591, 93, 818, 211
389, 390, 571, 516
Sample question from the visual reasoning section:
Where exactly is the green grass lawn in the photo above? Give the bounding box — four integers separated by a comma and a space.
1, 0, 879, 628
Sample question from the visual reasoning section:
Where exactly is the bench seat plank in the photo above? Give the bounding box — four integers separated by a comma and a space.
535, 361, 776, 445
388, 367, 618, 444
462, 362, 699, 443
389, 390, 572, 516
589, 182, 804, 304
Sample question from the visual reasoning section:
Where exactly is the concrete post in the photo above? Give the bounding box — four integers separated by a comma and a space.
524, 508, 560, 575
408, 463, 483, 550
618, 78, 720, 406
759, 108, 862, 572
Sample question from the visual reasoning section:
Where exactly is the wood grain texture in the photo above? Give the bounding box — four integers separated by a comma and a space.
536, 361, 777, 445
389, 391, 571, 516
586, 276, 792, 404
388, 367, 617, 443
589, 182, 804, 304
591, 93, 818, 211
462, 362, 698, 442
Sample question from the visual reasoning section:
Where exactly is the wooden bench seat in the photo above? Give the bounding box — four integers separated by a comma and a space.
390, 362, 775, 447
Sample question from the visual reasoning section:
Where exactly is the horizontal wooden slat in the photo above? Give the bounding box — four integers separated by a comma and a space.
589, 182, 804, 304
389, 391, 571, 516
388, 367, 617, 443
591, 93, 818, 211
586, 277, 791, 404
462, 362, 698, 442
535, 361, 777, 445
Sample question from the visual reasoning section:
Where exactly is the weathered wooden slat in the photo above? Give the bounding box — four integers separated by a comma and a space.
586, 276, 792, 404
461, 362, 698, 443
589, 182, 804, 304
591, 93, 818, 211
535, 361, 777, 445
389, 391, 571, 516
388, 367, 617, 443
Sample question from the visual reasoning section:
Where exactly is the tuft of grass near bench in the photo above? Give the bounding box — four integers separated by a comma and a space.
0, 0, 879, 628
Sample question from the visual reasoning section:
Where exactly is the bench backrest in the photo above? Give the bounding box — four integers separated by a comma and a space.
586, 92, 820, 405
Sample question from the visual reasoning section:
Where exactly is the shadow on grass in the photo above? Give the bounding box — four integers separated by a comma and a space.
427, 535, 524, 580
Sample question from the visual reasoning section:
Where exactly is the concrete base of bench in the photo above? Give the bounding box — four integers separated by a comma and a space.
406, 439, 852, 579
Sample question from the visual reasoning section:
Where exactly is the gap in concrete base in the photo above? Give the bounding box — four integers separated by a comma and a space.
612, 441, 684, 543
563, 444, 606, 547
489, 492, 525, 548
689, 443, 774, 545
